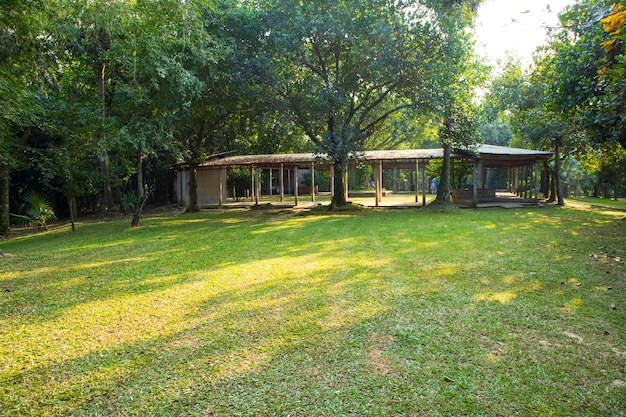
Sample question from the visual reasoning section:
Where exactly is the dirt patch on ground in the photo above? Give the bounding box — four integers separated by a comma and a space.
367, 332, 397, 376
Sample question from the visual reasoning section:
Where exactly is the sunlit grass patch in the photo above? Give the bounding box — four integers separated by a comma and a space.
0, 205, 624, 416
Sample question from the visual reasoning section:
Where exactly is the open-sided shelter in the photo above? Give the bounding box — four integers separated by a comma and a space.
172, 145, 552, 208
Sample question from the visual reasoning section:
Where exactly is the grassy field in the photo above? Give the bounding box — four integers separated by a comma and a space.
0, 200, 624, 416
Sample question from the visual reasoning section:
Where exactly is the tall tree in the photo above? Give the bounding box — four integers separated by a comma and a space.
60, 0, 131, 212
0, 0, 45, 234
430, 0, 484, 205
513, 0, 626, 205
265, 0, 454, 207
168, 2, 270, 213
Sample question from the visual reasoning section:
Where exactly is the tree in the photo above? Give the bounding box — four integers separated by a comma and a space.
0, 0, 45, 234
430, 1, 484, 205
520, 0, 626, 204
56, 0, 133, 212
480, 57, 523, 146
509, 58, 571, 206
265, 0, 459, 207
595, 2, 626, 148
167, 2, 271, 213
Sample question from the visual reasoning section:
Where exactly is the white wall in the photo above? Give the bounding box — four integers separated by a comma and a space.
175, 167, 227, 206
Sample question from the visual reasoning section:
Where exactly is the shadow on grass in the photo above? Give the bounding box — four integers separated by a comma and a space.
1, 207, 625, 415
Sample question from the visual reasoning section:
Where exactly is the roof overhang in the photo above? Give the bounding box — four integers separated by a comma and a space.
174, 145, 552, 170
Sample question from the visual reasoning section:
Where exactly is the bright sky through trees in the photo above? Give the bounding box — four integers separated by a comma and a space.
474, 0, 577, 69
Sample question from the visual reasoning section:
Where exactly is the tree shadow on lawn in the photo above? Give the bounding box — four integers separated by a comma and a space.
2, 262, 399, 415
4, 262, 623, 416
2, 207, 625, 415
0, 212, 342, 322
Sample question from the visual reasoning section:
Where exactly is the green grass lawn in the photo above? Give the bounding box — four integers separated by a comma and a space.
1, 203, 624, 416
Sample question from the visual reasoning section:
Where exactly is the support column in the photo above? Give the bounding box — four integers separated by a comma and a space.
250, 165, 255, 202
287, 169, 291, 195
218, 168, 223, 206
294, 166, 299, 206
415, 160, 420, 203
375, 162, 380, 207
310, 162, 316, 202
255, 167, 260, 205
280, 164, 284, 202
393, 167, 397, 192
534, 163, 539, 202
378, 160, 383, 204
269, 168, 272, 197
472, 159, 479, 207
422, 162, 427, 207
330, 164, 335, 199
344, 167, 349, 200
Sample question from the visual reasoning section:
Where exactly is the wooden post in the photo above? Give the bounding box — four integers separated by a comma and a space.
250, 165, 255, 202
534, 163, 539, 202
526, 166, 530, 199
375, 163, 380, 207
268, 168, 272, 197
378, 160, 383, 204
344, 166, 349, 200
506, 167, 513, 192
393, 167, 397, 192
218, 168, 223, 206
287, 169, 291, 195
294, 166, 299, 206
415, 160, 419, 203
310, 162, 315, 202
330, 164, 335, 199
422, 163, 427, 206
255, 167, 260, 205
280, 163, 284, 202
472, 159, 479, 207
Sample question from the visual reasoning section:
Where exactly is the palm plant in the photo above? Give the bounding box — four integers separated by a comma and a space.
11, 191, 56, 230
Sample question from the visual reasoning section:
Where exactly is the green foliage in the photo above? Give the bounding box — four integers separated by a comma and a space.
263, 0, 481, 205
545, 0, 626, 149
480, 1, 626, 202
227, 167, 252, 199
121, 191, 138, 214
302, 170, 329, 188
12, 191, 56, 230
479, 122, 513, 146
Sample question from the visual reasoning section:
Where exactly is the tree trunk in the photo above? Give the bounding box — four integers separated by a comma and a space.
0, 163, 10, 235
99, 155, 116, 211
184, 122, 206, 214
330, 163, 347, 207
131, 194, 147, 227
554, 136, 564, 206
1, 128, 31, 235
435, 142, 453, 203
131, 148, 147, 227
68, 195, 77, 232
96, 60, 116, 213
541, 161, 550, 198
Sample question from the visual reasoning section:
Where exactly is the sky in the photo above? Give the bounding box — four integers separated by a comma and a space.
474, 0, 578, 70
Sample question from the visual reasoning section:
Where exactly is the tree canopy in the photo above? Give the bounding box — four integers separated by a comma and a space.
480, 0, 626, 203
1, 0, 624, 231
